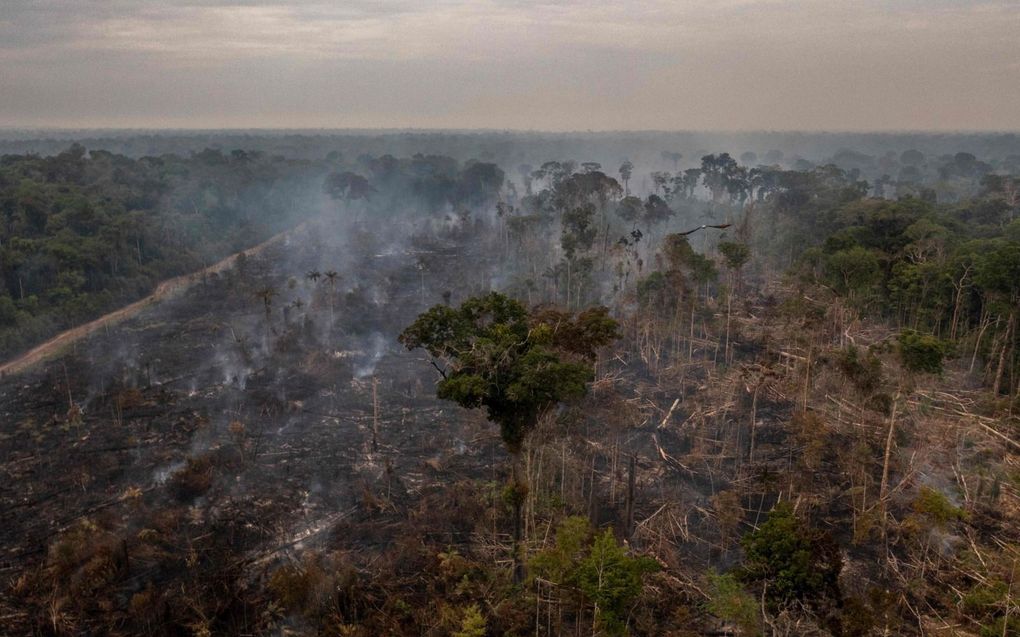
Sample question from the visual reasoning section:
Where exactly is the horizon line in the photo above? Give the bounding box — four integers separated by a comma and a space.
1, 126, 1019, 137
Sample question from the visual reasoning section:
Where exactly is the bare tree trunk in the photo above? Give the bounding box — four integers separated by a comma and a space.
1003, 558, 1017, 637
513, 495, 524, 583
561, 440, 567, 501
749, 382, 762, 463
971, 310, 995, 373
371, 377, 379, 452
609, 437, 617, 506
802, 348, 812, 411
992, 311, 1015, 397
511, 456, 525, 584
689, 305, 695, 360
63, 362, 74, 409
879, 391, 901, 540
725, 285, 733, 365
624, 454, 636, 541
950, 266, 972, 340
566, 260, 571, 309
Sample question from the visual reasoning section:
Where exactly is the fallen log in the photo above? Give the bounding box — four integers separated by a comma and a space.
657, 398, 681, 429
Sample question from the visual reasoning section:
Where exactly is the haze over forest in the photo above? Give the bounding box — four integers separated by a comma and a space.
2, 2, 1020, 636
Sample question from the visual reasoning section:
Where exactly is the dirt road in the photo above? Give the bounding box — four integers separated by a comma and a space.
0, 224, 302, 378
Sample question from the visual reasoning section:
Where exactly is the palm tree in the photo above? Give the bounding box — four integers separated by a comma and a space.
255, 286, 277, 322
324, 270, 340, 326
306, 270, 321, 285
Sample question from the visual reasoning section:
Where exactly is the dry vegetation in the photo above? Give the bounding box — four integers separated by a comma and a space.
0, 147, 1018, 636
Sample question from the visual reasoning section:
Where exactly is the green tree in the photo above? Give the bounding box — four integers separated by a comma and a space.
0, 294, 18, 327
642, 194, 673, 228
530, 516, 591, 585
823, 245, 881, 303
400, 293, 618, 578
615, 196, 643, 227
323, 171, 375, 204
897, 329, 946, 375
738, 502, 841, 608
719, 241, 750, 270
452, 604, 487, 637
705, 572, 760, 636
531, 518, 657, 636
618, 160, 634, 196
400, 293, 617, 452
577, 528, 659, 635
974, 240, 1020, 395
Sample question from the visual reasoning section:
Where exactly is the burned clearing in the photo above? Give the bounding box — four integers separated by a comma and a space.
0, 142, 1018, 636
0, 217, 507, 628
0, 213, 709, 634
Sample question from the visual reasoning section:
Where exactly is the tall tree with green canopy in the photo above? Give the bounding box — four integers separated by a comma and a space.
618, 160, 634, 196
399, 292, 619, 579
553, 169, 623, 270
400, 293, 618, 450
701, 153, 740, 203
614, 196, 644, 229
560, 203, 598, 308
323, 171, 375, 212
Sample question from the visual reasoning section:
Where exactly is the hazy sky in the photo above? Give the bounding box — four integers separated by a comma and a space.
1, 0, 1018, 131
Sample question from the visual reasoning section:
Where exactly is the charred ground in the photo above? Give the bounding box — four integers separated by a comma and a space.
0, 142, 1018, 636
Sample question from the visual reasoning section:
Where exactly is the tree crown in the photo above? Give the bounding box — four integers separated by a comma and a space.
399, 292, 619, 451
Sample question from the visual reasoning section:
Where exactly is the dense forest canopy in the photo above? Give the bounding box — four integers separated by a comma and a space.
0, 145, 327, 356
6, 134, 1016, 358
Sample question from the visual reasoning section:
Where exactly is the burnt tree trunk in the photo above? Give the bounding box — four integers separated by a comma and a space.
510, 456, 526, 584
992, 311, 1015, 397
624, 454, 636, 541
879, 391, 901, 541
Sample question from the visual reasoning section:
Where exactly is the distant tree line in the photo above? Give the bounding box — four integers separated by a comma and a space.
0, 145, 319, 358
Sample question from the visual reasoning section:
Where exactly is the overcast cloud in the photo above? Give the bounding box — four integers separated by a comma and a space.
1, 0, 1017, 130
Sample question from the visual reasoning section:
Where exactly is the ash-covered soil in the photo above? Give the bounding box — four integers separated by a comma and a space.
0, 214, 804, 635
0, 216, 528, 630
